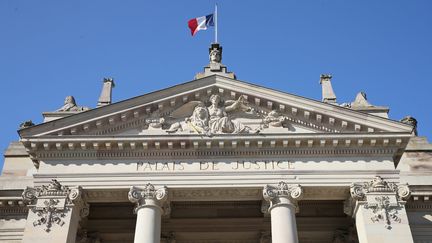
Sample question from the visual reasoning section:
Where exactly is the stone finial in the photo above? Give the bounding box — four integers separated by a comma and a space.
400, 116, 418, 136
56, 96, 89, 112
97, 78, 115, 107
320, 74, 337, 104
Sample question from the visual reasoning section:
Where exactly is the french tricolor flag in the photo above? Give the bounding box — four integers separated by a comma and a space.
188, 14, 214, 36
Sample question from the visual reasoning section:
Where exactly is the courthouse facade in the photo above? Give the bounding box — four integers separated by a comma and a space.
1, 44, 432, 243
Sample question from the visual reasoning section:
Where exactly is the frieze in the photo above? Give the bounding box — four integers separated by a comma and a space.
137, 160, 295, 172
34, 145, 399, 161
171, 188, 261, 201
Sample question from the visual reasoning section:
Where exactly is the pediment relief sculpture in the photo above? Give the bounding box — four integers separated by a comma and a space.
141, 94, 297, 136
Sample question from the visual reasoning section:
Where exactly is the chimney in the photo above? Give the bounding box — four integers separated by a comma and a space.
320, 74, 337, 104
97, 78, 115, 107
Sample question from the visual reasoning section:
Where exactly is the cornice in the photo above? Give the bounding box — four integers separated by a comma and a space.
21, 133, 410, 160
0, 197, 28, 216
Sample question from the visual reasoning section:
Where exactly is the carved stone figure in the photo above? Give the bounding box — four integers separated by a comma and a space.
208, 94, 252, 134
167, 94, 258, 135
167, 104, 211, 135
263, 110, 287, 127
400, 116, 418, 135
20, 120, 34, 129
145, 111, 166, 129
210, 48, 221, 63
56, 96, 90, 112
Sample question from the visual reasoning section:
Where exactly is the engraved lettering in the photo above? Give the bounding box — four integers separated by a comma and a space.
142, 162, 153, 171
212, 162, 219, 170
232, 161, 239, 170
276, 161, 286, 169
253, 161, 260, 169
160, 162, 170, 171
200, 162, 210, 170
175, 162, 184, 171
243, 161, 252, 169
288, 161, 295, 169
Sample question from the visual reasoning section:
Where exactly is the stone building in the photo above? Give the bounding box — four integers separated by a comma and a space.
1, 43, 432, 243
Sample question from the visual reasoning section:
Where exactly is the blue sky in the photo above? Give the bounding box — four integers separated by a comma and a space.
1, 1, 431, 171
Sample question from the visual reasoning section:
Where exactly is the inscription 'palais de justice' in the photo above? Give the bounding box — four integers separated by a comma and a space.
136, 160, 294, 171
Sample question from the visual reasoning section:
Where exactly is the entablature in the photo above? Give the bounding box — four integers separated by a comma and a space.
21, 133, 410, 160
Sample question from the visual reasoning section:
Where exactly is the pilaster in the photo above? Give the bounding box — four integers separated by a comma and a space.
21, 179, 89, 243
345, 176, 413, 243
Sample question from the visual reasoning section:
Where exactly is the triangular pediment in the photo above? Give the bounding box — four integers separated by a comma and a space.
19, 75, 413, 139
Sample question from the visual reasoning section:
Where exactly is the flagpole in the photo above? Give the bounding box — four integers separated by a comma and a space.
215, 3, 218, 43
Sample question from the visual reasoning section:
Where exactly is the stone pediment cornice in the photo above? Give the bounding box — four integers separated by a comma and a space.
19, 75, 414, 138
21, 132, 411, 160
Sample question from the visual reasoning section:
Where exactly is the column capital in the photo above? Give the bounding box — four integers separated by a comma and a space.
21, 179, 89, 233
263, 182, 303, 212
350, 176, 411, 201
346, 176, 411, 230
128, 183, 169, 214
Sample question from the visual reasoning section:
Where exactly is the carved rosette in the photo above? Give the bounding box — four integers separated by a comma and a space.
347, 176, 411, 229
262, 182, 303, 212
21, 179, 89, 232
128, 183, 169, 214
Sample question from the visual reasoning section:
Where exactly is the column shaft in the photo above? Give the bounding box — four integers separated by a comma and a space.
134, 206, 162, 243
129, 184, 168, 243
270, 198, 298, 243
263, 182, 302, 243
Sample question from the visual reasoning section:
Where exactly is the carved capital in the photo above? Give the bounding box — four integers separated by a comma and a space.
21, 179, 89, 232
128, 183, 169, 214
349, 176, 411, 201
347, 176, 411, 229
262, 182, 303, 212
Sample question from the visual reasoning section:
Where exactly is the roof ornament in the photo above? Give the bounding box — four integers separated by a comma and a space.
319, 74, 337, 104
195, 43, 236, 80
351, 92, 372, 108
97, 78, 115, 107
56, 96, 89, 112
19, 120, 35, 129
400, 116, 418, 136
341, 91, 390, 118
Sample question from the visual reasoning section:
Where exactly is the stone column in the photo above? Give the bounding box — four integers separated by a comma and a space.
21, 179, 89, 243
128, 183, 169, 243
263, 182, 303, 243
345, 176, 413, 243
